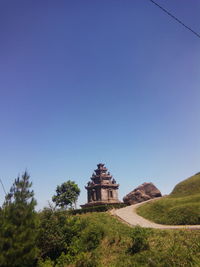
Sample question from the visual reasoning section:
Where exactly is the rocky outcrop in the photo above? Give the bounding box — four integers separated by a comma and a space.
123, 182, 162, 205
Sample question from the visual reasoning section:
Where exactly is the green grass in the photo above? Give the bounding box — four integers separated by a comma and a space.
38, 211, 200, 266
171, 172, 200, 197
137, 173, 200, 225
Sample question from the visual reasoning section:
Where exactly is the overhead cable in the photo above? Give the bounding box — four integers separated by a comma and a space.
149, 0, 200, 39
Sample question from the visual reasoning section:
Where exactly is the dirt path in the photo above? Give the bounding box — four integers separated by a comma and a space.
111, 199, 200, 229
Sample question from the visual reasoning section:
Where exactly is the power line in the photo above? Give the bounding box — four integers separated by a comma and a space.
0, 178, 7, 195
148, 0, 200, 39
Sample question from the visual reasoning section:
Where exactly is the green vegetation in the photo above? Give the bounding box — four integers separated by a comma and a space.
0, 172, 38, 267
171, 172, 200, 197
2, 171, 200, 266
52, 181, 80, 209
70, 203, 127, 215
37, 212, 200, 267
137, 173, 200, 225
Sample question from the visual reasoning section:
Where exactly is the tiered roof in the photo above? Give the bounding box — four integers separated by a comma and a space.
86, 163, 118, 188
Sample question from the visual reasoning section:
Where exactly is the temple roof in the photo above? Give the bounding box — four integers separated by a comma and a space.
95, 163, 107, 175
86, 163, 118, 188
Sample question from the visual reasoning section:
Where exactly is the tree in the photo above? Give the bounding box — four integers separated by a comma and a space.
52, 180, 80, 209
0, 171, 38, 267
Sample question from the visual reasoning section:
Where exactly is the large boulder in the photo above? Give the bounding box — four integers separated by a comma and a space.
123, 182, 162, 205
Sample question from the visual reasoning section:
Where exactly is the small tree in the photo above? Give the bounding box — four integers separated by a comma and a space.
0, 171, 38, 267
52, 180, 80, 209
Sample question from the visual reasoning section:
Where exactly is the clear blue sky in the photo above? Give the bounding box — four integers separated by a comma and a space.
0, 0, 199, 209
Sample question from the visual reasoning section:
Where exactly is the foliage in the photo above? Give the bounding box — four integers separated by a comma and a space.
70, 203, 127, 215
74, 251, 100, 267
137, 173, 200, 225
128, 226, 150, 254
0, 171, 38, 267
70, 213, 200, 267
37, 207, 85, 261
52, 180, 80, 209
37, 210, 106, 266
2, 197, 198, 267
37, 258, 54, 267
80, 224, 105, 251
1, 171, 200, 267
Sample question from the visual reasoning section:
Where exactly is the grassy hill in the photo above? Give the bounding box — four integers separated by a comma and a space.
137, 173, 200, 225
37, 174, 200, 266
38, 212, 200, 267
171, 172, 200, 196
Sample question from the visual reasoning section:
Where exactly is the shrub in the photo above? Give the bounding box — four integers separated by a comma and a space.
37, 207, 84, 261
75, 252, 100, 267
128, 226, 150, 254
70, 203, 127, 215
37, 258, 54, 267
81, 224, 105, 251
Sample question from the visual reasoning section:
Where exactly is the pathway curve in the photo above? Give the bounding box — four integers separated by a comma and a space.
111, 199, 200, 229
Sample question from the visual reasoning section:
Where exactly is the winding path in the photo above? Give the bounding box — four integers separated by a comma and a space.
111, 199, 200, 229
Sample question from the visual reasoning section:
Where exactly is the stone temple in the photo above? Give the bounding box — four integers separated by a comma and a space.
81, 163, 121, 208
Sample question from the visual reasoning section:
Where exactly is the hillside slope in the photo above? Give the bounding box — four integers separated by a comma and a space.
137, 173, 200, 225
171, 172, 200, 196
39, 212, 200, 267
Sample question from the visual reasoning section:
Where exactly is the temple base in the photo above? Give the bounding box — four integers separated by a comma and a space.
81, 200, 121, 208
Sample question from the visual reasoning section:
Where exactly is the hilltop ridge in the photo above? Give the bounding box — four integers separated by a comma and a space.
171, 172, 200, 197
137, 172, 200, 225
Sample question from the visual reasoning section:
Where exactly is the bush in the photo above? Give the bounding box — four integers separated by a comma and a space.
75, 252, 100, 267
81, 225, 105, 251
37, 207, 84, 261
37, 258, 54, 267
70, 203, 127, 215
128, 226, 150, 254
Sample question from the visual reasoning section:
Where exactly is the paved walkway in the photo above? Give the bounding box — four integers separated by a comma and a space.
111, 199, 200, 229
